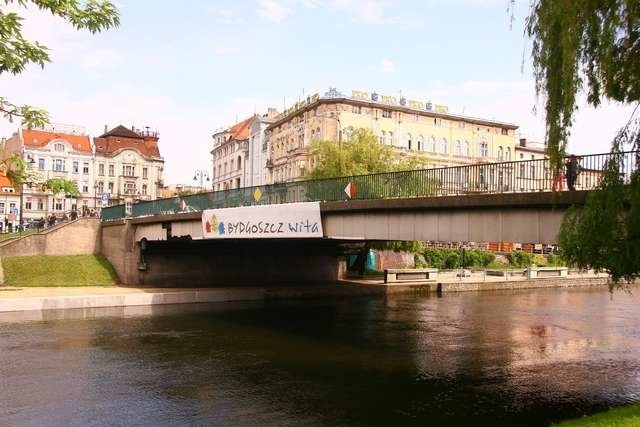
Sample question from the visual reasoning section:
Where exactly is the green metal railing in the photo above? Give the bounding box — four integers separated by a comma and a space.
101, 150, 638, 221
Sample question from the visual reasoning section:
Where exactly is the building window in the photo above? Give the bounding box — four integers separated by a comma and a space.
142, 184, 147, 195
417, 135, 424, 151
237, 155, 242, 170
352, 105, 362, 114
82, 184, 89, 193
55, 199, 63, 210
25, 199, 32, 210
83, 162, 89, 174
379, 130, 386, 144
382, 110, 392, 118
98, 163, 105, 176
124, 182, 136, 195
406, 133, 412, 150
458, 122, 465, 129
235, 178, 241, 188
72, 161, 79, 173
108, 182, 114, 194
428, 136, 436, 153
54, 143, 64, 152
0, 202, 5, 214
97, 182, 104, 194
455, 140, 462, 156
387, 131, 394, 145
38, 158, 45, 171
501, 128, 508, 135
506, 147, 511, 160
37, 199, 43, 210
53, 159, 65, 172
497, 146, 503, 160
463, 140, 470, 156
440, 138, 448, 154
123, 165, 135, 177
108, 164, 114, 177
434, 118, 442, 126
480, 142, 489, 157
142, 167, 148, 179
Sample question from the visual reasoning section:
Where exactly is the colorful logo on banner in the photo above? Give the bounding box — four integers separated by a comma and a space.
202, 202, 323, 239
344, 181, 357, 199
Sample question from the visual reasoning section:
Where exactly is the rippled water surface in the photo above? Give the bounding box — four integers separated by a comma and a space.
1, 287, 639, 426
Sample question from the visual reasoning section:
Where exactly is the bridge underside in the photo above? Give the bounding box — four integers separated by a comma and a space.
322, 207, 566, 244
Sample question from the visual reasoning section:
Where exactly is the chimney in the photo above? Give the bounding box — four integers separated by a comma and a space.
519, 138, 527, 147
104, 124, 108, 134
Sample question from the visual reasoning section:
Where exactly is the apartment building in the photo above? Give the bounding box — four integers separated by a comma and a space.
93, 125, 164, 205
3, 124, 95, 219
264, 88, 519, 183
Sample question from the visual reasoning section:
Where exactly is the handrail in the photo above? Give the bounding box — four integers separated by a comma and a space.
101, 151, 638, 221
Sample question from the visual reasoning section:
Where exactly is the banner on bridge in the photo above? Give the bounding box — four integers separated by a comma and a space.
201, 202, 323, 239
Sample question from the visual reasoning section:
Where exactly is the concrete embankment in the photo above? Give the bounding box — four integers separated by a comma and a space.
0, 275, 613, 315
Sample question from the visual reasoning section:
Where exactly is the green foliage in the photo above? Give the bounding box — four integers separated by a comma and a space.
546, 253, 563, 267
526, 1, 640, 284
526, 0, 640, 173
373, 240, 423, 253
0, 0, 120, 127
307, 128, 425, 179
42, 177, 79, 196
422, 247, 497, 270
552, 402, 640, 427
506, 250, 534, 268
304, 128, 434, 200
532, 254, 546, 267
559, 150, 640, 285
414, 253, 427, 268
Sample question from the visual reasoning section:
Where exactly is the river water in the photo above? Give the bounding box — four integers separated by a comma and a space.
1, 287, 639, 426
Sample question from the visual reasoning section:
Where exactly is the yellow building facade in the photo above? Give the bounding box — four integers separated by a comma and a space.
265, 89, 519, 183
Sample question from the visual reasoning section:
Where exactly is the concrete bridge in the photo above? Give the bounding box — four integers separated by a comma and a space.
101, 190, 588, 287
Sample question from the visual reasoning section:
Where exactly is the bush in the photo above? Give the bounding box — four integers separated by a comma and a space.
507, 250, 535, 268
533, 254, 547, 267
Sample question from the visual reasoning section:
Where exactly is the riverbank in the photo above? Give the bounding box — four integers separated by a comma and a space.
0, 272, 614, 315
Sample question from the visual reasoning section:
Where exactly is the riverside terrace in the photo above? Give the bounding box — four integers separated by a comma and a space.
102, 151, 637, 221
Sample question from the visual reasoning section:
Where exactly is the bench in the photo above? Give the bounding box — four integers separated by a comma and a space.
384, 268, 438, 283
526, 266, 569, 279
486, 269, 526, 279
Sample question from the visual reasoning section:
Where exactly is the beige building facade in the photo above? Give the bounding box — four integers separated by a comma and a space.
265, 89, 519, 183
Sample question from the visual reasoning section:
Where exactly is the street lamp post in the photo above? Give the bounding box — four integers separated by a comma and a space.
18, 156, 35, 231
193, 170, 210, 192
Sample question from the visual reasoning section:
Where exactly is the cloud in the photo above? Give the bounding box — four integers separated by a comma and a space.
323, 0, 396, 23
207, 6, 244, 24
380, 58, 395, 73
79, 49, 123, 70
256, 0, 292, 22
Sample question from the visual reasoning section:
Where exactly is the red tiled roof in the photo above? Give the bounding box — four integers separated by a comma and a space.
0, 174, 14, 189
22, 129, 91, 153
94, 136, 161, 159
229, 117, 253, 141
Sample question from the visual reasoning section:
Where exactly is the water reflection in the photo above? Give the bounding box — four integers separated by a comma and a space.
1, 287, 638, 426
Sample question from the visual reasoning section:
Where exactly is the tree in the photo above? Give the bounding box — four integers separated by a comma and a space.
525, 0, 640, 286
41, 177, 79, 196
306, 128, 425, 179
1, 0, 120, 128
304, 128, 433, 200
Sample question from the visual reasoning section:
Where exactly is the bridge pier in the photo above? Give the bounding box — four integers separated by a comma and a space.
102, 220, 347, 287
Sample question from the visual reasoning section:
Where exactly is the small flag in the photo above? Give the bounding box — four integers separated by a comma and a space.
344, 181, 357, 199
253, 187, 263, 202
